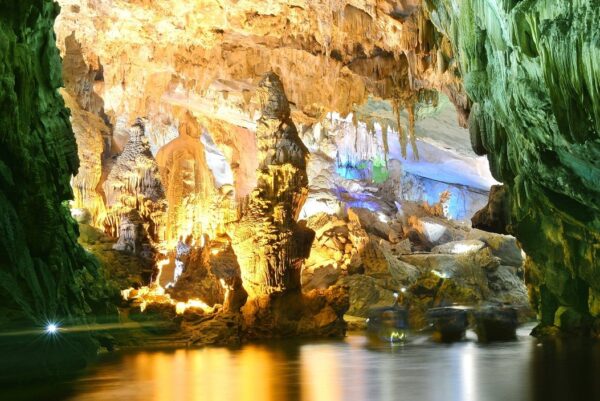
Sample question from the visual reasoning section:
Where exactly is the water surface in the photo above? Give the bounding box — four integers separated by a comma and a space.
5, 325, 600, 401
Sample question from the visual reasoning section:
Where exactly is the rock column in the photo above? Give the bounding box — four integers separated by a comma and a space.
232, 72, 314, 297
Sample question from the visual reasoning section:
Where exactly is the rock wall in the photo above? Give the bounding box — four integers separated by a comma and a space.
0, 0, 115, 380
424, 0, 600, 334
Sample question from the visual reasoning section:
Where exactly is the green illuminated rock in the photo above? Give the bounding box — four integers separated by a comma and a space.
0, 0, 115, 380
424, 0, 600, 334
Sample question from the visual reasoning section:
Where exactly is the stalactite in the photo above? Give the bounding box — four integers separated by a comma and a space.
156, 112, 215, 246
407, 102, 419, 160
392, 98, 408, 159
382, 122, 389, 165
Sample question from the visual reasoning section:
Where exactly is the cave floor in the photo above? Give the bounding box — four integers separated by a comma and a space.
3, 324, 600, 401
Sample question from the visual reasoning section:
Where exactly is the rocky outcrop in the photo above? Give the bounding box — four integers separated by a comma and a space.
0, 0, 116, 381
156, 111, 215, 245
424, 0, 600, 335
104, 119, 166, 241
167, 237, 248, 312
471, 184, 509, 235
242, 285, 349, 339
63, 90, 109, 226
301, 203, 529, 328
231, 73, 313, 297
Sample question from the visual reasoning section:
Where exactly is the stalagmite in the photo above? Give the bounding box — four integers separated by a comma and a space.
231, 72, 313, 297
156, 112, 215, 245
103, 119, 166, 242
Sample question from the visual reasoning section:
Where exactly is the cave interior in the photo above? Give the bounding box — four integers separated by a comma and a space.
0, 0, 599, 397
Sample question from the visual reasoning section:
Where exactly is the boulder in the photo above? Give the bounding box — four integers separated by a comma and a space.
302, 264, 342, 291
467, 229, 524, 266
348, 207, 391, 239
339, 274, 399, 317
486, 265, 528, 305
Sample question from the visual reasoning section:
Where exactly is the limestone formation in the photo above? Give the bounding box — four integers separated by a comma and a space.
167, 237, 248, 312
5, 0, 589, 345
156, 112, 215, 245
63, 90, 109, 226
0, 0, 117, 380
231, 73, 313, 297
424, 0, 600, 334
300, 195, 529, 329
54, 0, 462, 131
103, 118, 166, 244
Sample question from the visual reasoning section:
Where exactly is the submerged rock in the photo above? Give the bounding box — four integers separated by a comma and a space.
426, 307, 469, 343
473, 305, 519, 343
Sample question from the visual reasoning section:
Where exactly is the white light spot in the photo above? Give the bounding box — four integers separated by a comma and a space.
377, 212, 389, 223
431, 269, 449, 279
451, 243, 481, 254
46, 323, 59, 334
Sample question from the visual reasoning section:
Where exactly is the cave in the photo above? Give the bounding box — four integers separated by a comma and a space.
1, 0, 599, 399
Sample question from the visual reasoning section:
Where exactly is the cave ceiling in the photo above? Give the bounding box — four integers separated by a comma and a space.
55, 0, 465, 129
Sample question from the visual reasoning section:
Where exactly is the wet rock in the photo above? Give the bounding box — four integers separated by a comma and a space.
340, 275, 398, 318
242, 286, 349, 339
427, 307, 469, 342
366, 305, 410, 343
554, 307, 585, 332
344, 314, 368, 331
473, 305, 518, 342
185, 313, 243, 346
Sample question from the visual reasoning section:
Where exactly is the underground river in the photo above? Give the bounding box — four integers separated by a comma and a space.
4, 325, 600, 401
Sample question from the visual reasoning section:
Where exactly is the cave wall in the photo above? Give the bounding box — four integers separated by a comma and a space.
0, 0, 114, 378
424, 0, 600, 332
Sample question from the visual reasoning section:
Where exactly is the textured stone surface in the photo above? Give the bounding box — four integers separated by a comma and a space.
424, 0, 600, 334
156, 111, 215, 245
54, 0, 462, 128
231, 73, 312, 297
104, 119, 166, 241
0, 0, 116, 380
13, 0, 591, 344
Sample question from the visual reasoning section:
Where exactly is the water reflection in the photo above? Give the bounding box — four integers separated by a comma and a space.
3, 327, 600, 401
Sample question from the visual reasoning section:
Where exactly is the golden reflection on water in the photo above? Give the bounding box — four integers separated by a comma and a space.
300, 345, 341, 401
63, 329, 566, 401
74, 345, 302, 401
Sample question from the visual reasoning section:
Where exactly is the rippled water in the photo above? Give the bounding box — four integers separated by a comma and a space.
5, 325, 600, 401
